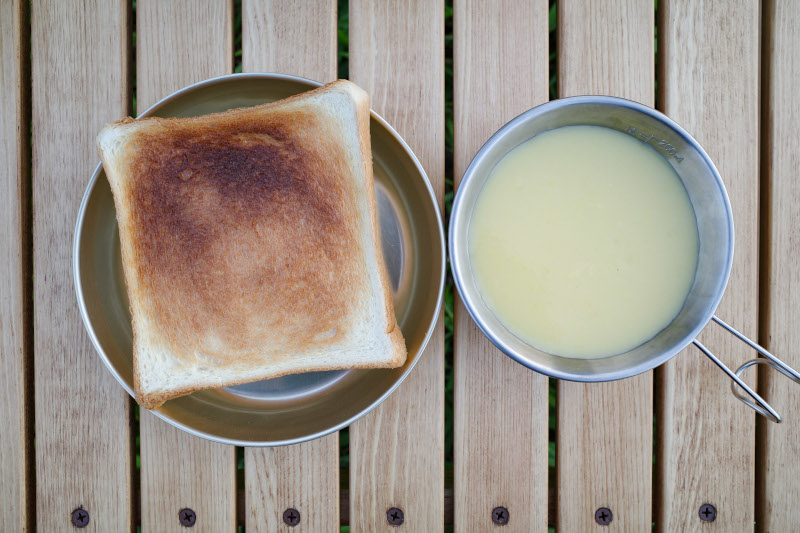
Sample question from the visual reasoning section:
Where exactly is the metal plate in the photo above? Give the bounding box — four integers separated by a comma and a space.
74, 73, 444, 446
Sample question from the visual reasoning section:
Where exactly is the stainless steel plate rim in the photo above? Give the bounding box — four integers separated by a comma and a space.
449, 95, 734, 383
74, 72, 445, 446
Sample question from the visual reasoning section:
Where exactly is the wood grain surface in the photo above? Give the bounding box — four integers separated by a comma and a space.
13, 3, 800, 531
246, 438, 339, 532
348, 1, 445, 531
243, 0, 336, 81
136, 1, 237, 531
556, 1, 655, 531
0, 0, 31, 530
453, 1, 550, 531
656, 0, 760, 530
755, 0, 800, 530
31, 0, 132, 531
241, 1, 340, 531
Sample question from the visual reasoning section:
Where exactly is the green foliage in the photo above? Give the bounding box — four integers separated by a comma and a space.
443, 0, 455, 473
337, 0, 349, 79
234, 0, 242, 73
339, 427, 349, 470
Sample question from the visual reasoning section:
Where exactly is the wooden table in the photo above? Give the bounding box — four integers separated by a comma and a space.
2, 1, 798, 531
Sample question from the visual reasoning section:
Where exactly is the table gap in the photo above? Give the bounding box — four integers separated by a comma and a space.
652, 6, 660, 531
754, 0, 773, 528
444, 0, 455, 503
337, 4, 351, 530
21, 0, 35, 529
548, 3, 557, 531
232, 1, 245, 528
337, 0, 349, 80
127, 3, 140, 530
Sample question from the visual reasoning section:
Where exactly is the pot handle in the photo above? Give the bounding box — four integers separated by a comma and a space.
693, 316, 800, 423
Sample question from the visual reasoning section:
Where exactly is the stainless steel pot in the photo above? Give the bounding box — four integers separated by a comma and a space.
449, 96, 800, 422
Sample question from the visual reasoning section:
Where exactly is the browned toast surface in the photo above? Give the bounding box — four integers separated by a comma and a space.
98, 80, 406, 408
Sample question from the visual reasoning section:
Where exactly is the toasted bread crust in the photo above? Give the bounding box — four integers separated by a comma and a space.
354, 88, 395, 336
100, 80, 406, 409
137, 353, 406, 410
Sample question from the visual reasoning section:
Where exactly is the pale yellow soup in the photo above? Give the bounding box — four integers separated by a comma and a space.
469, 125, 699, 359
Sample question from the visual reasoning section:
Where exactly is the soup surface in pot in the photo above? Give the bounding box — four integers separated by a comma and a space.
469, 125, 699, 359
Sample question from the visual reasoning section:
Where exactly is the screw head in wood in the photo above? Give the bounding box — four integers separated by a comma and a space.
699, 503, 717, 522
595, 507, 613, 525
178, 508, 196, 527
492, 506, 509, 525
283, 508, 300, 527
386, 507, 404, 526
71, 507, 89, 528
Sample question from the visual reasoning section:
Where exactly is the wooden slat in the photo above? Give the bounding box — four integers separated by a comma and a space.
0, 0, 31, 530
656, 1, 759, 530
31, 1, 132, 531
242, 0, 336, 80
556, 1, 654, 530
136, 2, 237, 531
758, 1, 800, 529
245, 438, 339, 532
241, 2, 340, 531
348, 1, 445, 531
452, 1, 549, 531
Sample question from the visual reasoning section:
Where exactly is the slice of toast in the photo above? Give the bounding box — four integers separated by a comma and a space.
97, 80, 406, 410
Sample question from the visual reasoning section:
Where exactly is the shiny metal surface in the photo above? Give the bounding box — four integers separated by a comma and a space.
449, 96, 800, 422
450, 95, 800, 422
710, 316, 800, 423
450, 95, 733, 382
692, 338, 780, 422
74, 73, 445, 445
